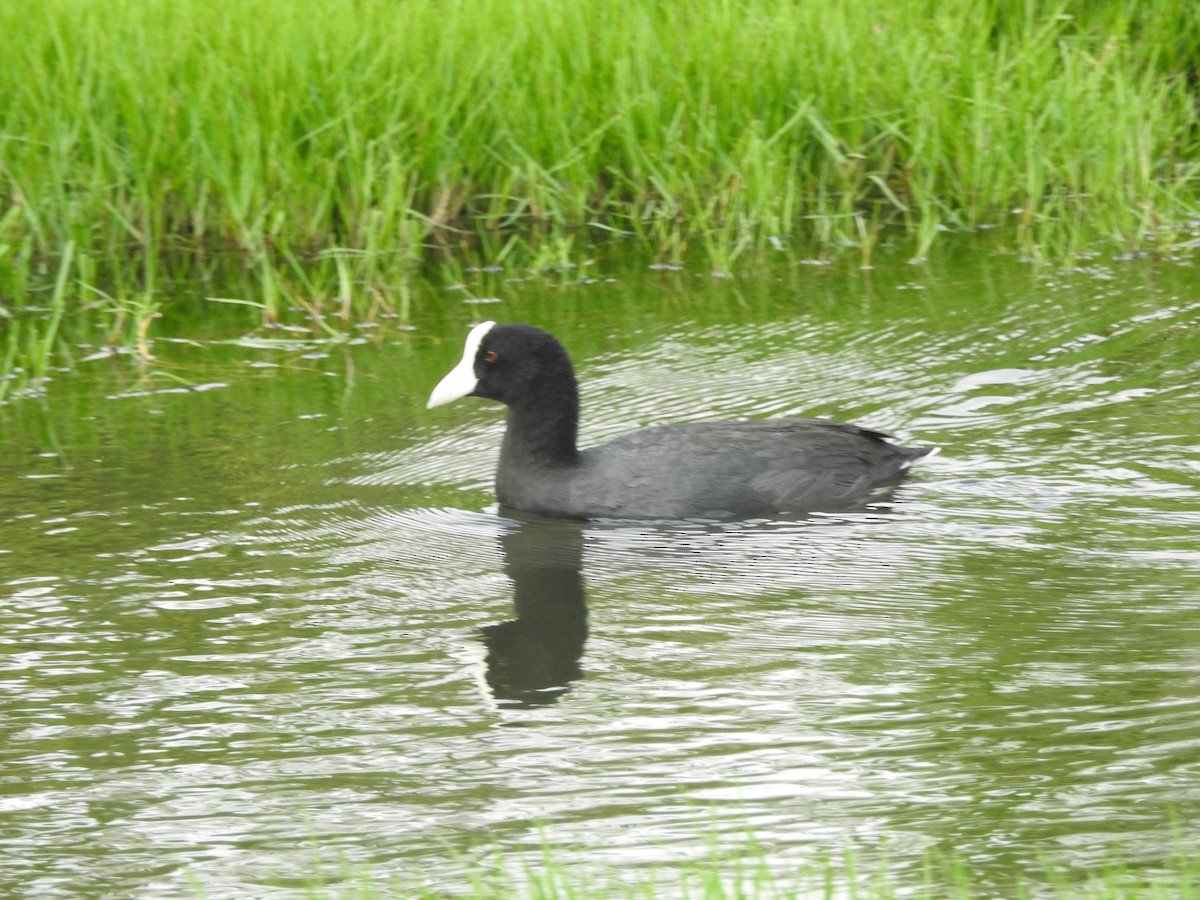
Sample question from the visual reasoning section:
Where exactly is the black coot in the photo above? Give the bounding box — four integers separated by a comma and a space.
428, 322, 933, 519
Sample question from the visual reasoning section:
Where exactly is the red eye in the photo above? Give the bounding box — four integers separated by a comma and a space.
483, 350, 499, 363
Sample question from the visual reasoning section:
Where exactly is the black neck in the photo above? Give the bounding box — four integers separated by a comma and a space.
500, 373, 581, 467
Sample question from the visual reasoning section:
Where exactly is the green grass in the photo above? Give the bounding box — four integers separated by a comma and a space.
2, 0, 1196, 256
193, 838, 1200, 899
2, 0, 1199, 393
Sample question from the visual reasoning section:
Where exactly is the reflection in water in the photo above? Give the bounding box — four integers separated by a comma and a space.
479, 514, 588, 708
476, 507, 909, 710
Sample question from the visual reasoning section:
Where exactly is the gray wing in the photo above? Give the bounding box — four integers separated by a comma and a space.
576, 419, 923, 518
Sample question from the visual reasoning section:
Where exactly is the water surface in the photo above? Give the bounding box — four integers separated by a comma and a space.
2, 243, 1199, 896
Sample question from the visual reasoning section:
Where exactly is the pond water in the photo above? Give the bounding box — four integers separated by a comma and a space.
2, 241, 1199, 897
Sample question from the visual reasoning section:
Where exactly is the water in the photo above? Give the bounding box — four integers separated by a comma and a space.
2, 243, 1199, 896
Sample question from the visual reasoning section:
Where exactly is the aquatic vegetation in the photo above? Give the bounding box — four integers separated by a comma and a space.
218, 835, 1200, 898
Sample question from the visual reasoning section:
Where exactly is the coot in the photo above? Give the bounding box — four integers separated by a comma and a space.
428, 321, 933, 519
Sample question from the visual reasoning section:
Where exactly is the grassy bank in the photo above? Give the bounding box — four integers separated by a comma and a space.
3, 0, 1198, 260
2, 0, 1199, 394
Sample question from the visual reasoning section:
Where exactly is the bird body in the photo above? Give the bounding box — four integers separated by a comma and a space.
429, 322, 932, 520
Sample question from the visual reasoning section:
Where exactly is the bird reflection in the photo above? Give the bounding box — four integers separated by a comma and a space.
478, 513, 588, 708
